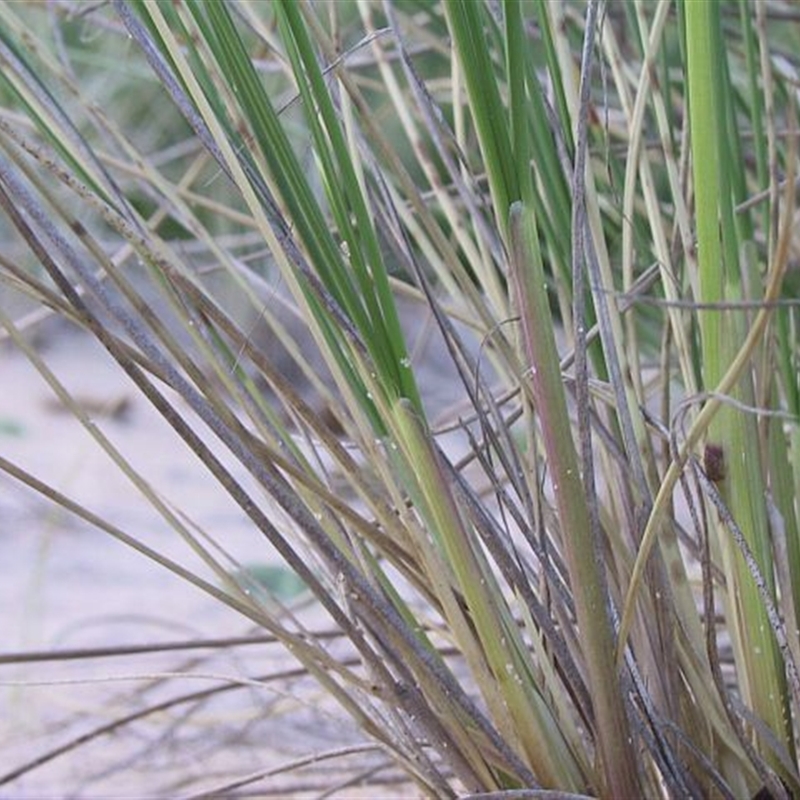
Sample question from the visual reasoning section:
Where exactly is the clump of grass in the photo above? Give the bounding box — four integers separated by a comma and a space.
1, 1, 800, 797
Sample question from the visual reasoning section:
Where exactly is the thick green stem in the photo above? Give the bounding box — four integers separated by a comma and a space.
509, 203, 640, 798
686, 0, 791, 775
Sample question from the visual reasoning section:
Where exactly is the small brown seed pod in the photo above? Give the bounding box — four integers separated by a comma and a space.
703, 443, 726, 483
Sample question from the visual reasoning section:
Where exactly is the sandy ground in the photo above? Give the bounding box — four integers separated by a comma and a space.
0, 326, 423, 798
